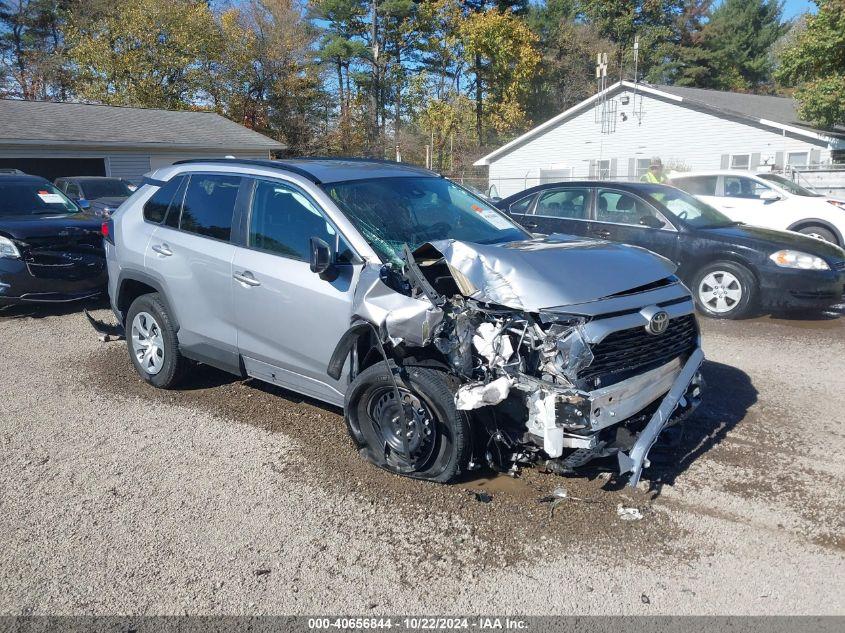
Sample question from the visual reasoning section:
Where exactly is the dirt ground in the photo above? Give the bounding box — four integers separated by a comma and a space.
0, 300, 843, 615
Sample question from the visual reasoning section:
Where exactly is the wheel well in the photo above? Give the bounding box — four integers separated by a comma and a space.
117, 279, 158, 323
787, 220, 843, 246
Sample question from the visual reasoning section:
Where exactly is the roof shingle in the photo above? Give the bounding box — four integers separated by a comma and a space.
0, 99, 284, 150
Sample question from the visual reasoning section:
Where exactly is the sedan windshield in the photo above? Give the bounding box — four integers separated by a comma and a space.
641, 185, 737, 228
0, 182, 79, 216
80, 179, 134, 199
758, 173, 821, 197
323, 177, 528, 264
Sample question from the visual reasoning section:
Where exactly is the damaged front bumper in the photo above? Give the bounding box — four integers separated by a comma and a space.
617, 347, 704, 487
333, 237, 706, 486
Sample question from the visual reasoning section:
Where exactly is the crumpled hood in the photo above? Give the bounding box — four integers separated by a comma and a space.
422, 234, 677, 311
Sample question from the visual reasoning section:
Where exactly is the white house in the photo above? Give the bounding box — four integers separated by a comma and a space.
0, 99, 284, 183
474, 81, 845, 198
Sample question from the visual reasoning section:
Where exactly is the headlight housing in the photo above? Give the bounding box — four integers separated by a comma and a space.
0, 235, 21, 259
826, 199, 845, 210
769, 249, 830, 271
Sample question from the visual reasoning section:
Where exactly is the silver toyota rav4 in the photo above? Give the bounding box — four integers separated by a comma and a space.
105, 158, 704, 486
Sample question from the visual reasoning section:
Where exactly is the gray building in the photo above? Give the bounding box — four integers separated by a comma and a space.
0, 99, 284, 183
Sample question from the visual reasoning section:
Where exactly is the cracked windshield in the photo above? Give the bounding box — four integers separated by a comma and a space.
323, 176, 527, 265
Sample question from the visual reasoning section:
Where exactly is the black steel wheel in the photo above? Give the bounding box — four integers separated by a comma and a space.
344, 361, 471, 482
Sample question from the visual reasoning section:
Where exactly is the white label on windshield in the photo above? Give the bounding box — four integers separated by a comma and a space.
472, 204, 513, 230
37, 192, 65, 204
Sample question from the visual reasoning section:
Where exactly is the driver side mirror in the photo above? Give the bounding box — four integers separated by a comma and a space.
77, 198, 91, 211
639, 215, 665, 229
760, 190, 780, 203
309, 236, 333, 276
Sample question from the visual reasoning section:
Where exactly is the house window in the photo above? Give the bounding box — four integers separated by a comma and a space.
636, 158, 651, 178
730, 154, 750, 170
787, 152, 809, 168
597, 159, 611, 179
832, 150, 845, 165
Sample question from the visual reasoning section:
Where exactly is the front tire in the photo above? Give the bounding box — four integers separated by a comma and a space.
126, 293, 187, 388
693, 261, 756, 319
344, 361, 471, 483
797, 225, 838, 245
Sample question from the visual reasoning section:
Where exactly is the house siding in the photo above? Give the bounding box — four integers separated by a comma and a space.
105, 154, 152, 182
487, 90, 834, 197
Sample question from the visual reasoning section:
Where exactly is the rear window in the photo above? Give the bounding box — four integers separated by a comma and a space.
672, 176, 718, 196
179, 174, 241, 241
0, 181, 78, 216
80, 179, 134, 199
143, 176, 186, 224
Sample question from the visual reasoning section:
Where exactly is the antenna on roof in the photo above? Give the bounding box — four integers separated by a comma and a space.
594, 52, 616, 134
632, 35, 644, 125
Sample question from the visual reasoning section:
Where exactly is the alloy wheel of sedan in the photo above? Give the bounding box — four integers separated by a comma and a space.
131, 311, 165, 375
698, 270, 743, 314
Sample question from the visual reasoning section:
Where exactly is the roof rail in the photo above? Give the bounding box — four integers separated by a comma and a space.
295, 156, 435, 171
171, 158, 322, 184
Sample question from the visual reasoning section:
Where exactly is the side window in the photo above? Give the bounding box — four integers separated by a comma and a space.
508, 195, 534, 215
535, 188, 590, 219
673, 176, 717, 196
65, 182, 81, 198
179, 174, 241, 241
249, 179, 352, 262
723, 176, 770, 200
143, 175, 185, 224
597, 190, 665, 227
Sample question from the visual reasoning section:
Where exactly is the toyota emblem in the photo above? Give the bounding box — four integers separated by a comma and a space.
646, 311, 670, 335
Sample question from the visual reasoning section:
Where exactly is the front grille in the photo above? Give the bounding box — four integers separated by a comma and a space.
833, 260, 845, 272
579, 314, 698, 386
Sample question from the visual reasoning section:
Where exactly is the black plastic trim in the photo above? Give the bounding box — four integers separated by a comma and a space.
172, 158, 323, 184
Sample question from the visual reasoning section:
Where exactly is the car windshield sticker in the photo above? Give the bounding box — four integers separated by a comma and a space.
37, 191, 66, 204
471, 204, 513, 230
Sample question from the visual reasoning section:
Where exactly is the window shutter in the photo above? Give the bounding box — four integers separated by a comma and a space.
610, 158, 618, 178
589, 160, 597, 178
810, 149, 822, 165
628, 158, 636, 180
775, 151, 784, 168
750, 153, 761, 169
720, 154, 730, 169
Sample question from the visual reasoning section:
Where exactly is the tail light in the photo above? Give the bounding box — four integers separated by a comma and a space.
101, 219, 115, 244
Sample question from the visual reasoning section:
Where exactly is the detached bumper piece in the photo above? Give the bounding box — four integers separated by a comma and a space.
617, 347, 705, 487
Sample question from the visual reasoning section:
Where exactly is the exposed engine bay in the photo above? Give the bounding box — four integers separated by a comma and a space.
329, 237, 705, 487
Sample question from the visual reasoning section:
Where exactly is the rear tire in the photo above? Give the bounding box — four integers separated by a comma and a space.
693, 261, 756, 319
344, 361, 471, 483
126, 293, 187, 389
797, 225, 838, 245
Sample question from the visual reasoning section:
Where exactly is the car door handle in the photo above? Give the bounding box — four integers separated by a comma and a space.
233, 271, 261, 287
523, 221, 539, 230
151, 243, 172, 257
593, 229, 612, 238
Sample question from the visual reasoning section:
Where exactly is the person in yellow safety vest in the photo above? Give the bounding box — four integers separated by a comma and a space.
641, 157, 668, 184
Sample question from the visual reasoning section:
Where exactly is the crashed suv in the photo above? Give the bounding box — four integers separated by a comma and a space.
104, 159, 704, 487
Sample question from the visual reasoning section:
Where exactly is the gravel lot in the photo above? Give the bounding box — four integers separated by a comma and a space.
1, 300, 843, 615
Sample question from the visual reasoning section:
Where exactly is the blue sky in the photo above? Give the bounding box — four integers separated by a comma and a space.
781, 0, 817, 18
